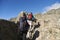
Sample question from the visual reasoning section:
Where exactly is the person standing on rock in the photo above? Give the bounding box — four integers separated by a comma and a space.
19, 12, 29, 40
26, 12, 36, 40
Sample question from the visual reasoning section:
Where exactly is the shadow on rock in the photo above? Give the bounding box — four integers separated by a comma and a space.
0, 19, 18, 40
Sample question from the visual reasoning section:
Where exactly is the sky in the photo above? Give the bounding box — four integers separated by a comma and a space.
0, 0, 60, 20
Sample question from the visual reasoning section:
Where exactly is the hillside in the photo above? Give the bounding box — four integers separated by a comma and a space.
0, 19, 18, 40
35, 8, 60, 40
1, 8, 60, 40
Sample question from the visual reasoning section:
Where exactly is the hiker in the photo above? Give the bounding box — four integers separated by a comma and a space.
19, 13, 29, 40
26, 12, 36, 40
19, 13, 26, 31
27, 12, 36, 21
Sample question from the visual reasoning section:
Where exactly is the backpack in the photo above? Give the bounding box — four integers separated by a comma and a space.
28, 13, 33, 20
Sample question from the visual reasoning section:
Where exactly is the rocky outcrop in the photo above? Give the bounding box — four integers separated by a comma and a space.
9, 17, 17, 22
35, 8, 60, 40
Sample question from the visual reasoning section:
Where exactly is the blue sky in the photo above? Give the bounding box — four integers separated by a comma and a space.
0, 0, 60, 19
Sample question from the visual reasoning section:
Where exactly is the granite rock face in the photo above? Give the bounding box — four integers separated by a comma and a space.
35, 9, 60, 40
